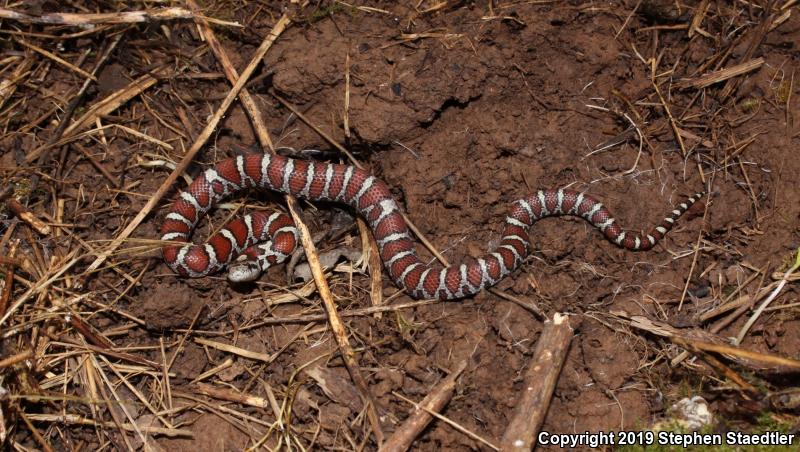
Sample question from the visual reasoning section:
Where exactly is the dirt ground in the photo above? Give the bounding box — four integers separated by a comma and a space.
1, 1, 799, 450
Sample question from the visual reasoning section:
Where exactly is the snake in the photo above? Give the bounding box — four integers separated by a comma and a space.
160, 153, 704, 300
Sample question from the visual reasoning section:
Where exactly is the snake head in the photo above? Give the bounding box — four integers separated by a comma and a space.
227, 255, 262, 283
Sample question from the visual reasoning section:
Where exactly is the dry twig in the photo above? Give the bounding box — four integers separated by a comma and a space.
0, 6, 239, 27
500, 313, 573, 450
381, 360, 467, 452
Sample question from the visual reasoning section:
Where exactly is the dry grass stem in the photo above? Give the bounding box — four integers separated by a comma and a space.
0, 248, 80, 326
680, 58, 766, 89
27, 73, 162, 162
285, 196, 386, 444
15, 39, 96, 81
183, 299, 435, 334
189, 382, 271, 409
627, 314, 800, 372
0, 6, 238, 27
678, 190, 711, 310
270, 91, 361, 167
335, 1, 391, 14
0, 349, 33, 368
735, 250, 800, 344
24, 413, 193, 437
194, 337, 274, 364
186, 0, 274, 152
357, 218, 384, 313
344, 52, 352, 140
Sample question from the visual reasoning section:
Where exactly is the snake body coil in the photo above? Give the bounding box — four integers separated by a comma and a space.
161, 154, 704, 299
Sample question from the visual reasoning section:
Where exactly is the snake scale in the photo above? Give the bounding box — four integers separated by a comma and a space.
160, 153, 704, 299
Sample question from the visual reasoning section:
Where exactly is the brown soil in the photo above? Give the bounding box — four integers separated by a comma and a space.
1, 1, 799, 450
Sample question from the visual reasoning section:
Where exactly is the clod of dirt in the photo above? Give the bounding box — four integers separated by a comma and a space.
492, 303, 542, 353
170, 344, 208, 381
580, 323, 639, 390
96, 63, 129, 97
305, 364, 362, 411
135, 282, 205, 330
159, 413, 249, 451
708, 189, 751, 232
567, 390, 627, 431
318, 403, 352, 433
639, 0, 687, 23
373, 368, 404, 397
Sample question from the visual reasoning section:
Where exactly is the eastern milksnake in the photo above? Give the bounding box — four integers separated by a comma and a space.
161, 154, 704, 300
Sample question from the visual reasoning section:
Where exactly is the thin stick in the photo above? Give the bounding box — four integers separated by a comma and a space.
380, 361, 467, 452
5, 198, 51, 235
671, 336, 800, 372
72, 142, 122, 188
488, 288, 544, 319
614, 0, 641, 38
344, 52, 352, 139
358, 217, 385, 312
500, 313, 573, 450
194, 337, 273, 363
186, 383, 270, 409
652, 80, 687, 156
285, 196, 385, 444
0, 6, 239, 27
270, 91, 360, 167
23, 413, 193, 437
680, 58, 765, 89
186, 0, 273, 152
678, 191, 710, 310
676, 341, 758, 394
0, 349, 32, 368
688, 0, 710, 38
392, 392, 498, 450
735, 248, 800, 344
18, 410, 56, 452
65, 313, 114, 348
16, 39, 97, 81
0, 240, 18, 317
178, 299, 436, 333
81, 15, 290, 276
